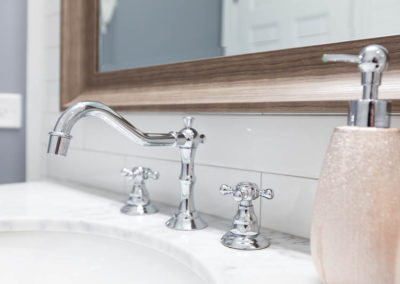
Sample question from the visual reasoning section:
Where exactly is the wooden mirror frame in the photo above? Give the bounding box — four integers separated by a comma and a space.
61, 0, 400, 112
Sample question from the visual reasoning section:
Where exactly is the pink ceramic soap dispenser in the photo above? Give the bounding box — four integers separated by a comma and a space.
311, 45, 400, 284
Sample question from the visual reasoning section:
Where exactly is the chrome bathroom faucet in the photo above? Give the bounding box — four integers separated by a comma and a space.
120, 166, 160, 215
47, 101, 207, 230
219, 182, 274, 250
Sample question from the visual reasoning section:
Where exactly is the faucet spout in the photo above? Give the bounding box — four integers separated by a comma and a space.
47, 101, 181, 156
47, 101, 207, 231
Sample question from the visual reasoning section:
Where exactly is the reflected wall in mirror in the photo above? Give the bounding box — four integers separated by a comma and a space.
98, 0, 400, 72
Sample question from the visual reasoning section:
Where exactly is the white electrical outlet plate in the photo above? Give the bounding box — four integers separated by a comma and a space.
0, 93, 22, 129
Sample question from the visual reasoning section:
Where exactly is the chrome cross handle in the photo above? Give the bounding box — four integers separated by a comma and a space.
121, 167, 159, 182
120, 166, 159, 215
219, 182, 274, 250
220, 182, 273, 202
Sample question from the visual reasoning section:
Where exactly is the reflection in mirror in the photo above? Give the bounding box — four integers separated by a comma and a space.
98, 0, 400, 72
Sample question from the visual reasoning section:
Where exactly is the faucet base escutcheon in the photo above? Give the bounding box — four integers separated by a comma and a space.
165, 209, 208, 231
221, 231, 270, 250
120, 203, 158, 215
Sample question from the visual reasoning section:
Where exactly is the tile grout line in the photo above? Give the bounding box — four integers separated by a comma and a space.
50, 146, 320, 181
43, 129, 321, 183
259, 172, 263, 227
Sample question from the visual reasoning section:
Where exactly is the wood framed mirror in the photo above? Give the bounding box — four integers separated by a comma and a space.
61, 0, 400, 112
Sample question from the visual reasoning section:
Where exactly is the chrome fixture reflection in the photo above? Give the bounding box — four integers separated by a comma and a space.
165, 116, 207, 230
47, 101, 207, 230
219, 182, 273, 250
120, 166, 159, 215
322, 44, 390, 128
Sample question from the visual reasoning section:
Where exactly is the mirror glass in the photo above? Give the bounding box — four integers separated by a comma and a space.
98, 0, 400, 72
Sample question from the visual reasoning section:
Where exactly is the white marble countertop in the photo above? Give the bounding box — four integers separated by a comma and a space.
0, 180, 320, 284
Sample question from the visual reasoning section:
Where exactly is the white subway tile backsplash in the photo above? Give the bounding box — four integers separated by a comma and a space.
44, 80, 60, 112
41, 112, 60, 145
45, 0, 61, 16
196, 114, 345, 179
40, 144, 49, 179
45, 47, 60, 81
84, 112, 344, 179
83, 113, 182, 161
260, 173, 317, 238
47, 149, 125, 194
45, 14, 60, 48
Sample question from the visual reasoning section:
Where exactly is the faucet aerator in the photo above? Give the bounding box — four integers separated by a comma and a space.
47, 132, 71, 156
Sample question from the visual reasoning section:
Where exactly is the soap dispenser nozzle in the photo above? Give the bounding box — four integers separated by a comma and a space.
322, 44, 390, 128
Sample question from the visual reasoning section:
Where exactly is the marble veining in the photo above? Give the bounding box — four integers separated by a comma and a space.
0, 180, 320, 284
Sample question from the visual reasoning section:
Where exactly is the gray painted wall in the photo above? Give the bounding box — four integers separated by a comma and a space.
0, 0, 26, 183
99, 0, 223, 71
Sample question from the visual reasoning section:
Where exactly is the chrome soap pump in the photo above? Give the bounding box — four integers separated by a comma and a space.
311, 45, 400, 284
322, 44, 391, 127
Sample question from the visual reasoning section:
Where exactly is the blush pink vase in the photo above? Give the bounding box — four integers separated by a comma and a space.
311, 126, 400, 284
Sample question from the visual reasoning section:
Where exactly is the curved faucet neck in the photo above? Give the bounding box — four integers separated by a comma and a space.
47, 101, 184, 156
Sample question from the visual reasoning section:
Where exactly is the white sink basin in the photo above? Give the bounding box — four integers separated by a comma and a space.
0, 231, 206, 284
0, 181, 320, 284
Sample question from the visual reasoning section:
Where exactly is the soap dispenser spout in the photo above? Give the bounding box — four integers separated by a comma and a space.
322, 44, 390, 128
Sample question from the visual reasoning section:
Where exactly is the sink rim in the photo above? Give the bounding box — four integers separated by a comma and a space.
0, 217, 217, 284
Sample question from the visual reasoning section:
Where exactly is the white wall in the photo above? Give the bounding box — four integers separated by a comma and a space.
0, 0, 27, 184
26, 0, 400, 239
